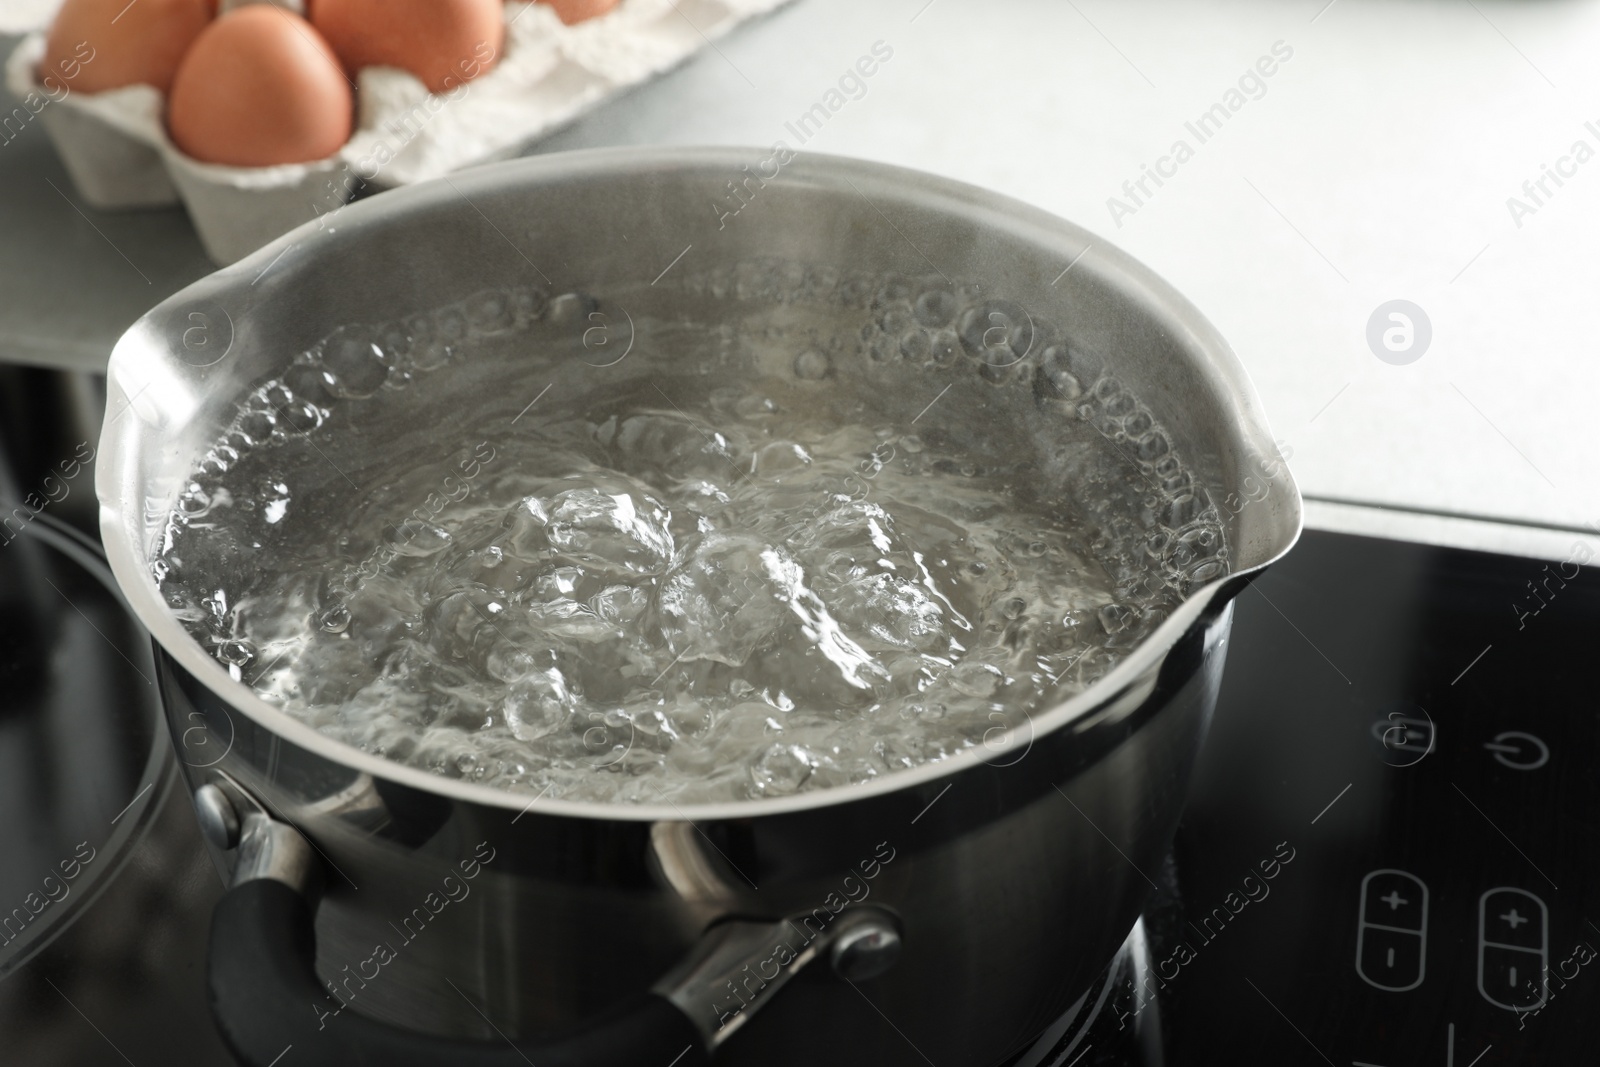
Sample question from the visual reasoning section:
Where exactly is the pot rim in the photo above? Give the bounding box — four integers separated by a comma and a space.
97, 145, 1302, 823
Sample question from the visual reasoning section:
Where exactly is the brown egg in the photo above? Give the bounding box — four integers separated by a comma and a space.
43, 0, 214, 95
537, 0, 620, 25
168, 6, 353, 167
313, 0, 503, 95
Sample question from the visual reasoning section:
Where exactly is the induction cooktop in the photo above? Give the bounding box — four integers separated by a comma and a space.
1013, 526, 1598, 1067
4, 520, 1594, 1065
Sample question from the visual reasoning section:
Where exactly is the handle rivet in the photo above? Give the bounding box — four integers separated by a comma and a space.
195, 783, 241, 850
830, 920, 902, 982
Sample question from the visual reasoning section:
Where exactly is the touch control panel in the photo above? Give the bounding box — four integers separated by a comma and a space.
1478, 888, 1548, 1012
1356, 869, 1429, 992
1152, 531, 1600, 1067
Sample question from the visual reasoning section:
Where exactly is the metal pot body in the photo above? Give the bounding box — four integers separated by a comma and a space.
98, 148, 1301, 1065
159, 596, 1227, 1064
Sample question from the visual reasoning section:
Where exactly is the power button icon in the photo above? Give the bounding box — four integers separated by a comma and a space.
1482, 731, 1549, 771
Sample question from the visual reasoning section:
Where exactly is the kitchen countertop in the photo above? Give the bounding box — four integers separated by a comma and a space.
2, 0, 1596, 540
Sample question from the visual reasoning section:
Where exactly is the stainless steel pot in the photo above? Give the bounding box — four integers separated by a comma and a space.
95, 147, 1301, 1066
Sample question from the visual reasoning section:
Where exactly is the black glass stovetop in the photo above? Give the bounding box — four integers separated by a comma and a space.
1018, 527, 1599, 1067
4, 524, 1596, 1065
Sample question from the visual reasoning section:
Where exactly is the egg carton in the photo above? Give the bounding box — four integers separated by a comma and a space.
5, 0, 792, 263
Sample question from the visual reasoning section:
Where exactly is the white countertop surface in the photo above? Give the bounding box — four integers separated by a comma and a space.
3, 0, 1596, 538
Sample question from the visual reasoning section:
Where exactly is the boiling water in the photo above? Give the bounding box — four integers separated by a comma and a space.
156, 262, 1229, 804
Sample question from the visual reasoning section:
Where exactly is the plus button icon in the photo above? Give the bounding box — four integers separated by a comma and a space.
1381, 890, 1409, 910
1501, 909, 1529, 929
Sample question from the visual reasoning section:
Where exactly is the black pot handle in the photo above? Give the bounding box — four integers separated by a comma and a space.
202, 788, 902, 1067
211, 878, 707, 1067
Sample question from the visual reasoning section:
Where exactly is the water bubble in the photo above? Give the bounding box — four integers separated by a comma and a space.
1034, 346, 1082, 400
899, 328, 931, 361
1137, 432, 1170, 462
930, 329, 960, 364
216, 638, 255, 666
257, 382, 292, 411
403, 316, 441, 371
914, 289, 957, 328
838, 274, 875, 308
1001, 596, 1027, 620
950, 661, 1002, 697
1098, 603, 1132, 634
502, 670, 576, 741
878, 306, 914, 334
178, 487, 211, 516
875, 273, 913, 306
801, 265, 840, 302
772, 261, 807, 300
413, 339, 454, 371
404, 313, 434, 346
735, 261, 776, 301
377, 321, 413, 363
283, 361, 335, 405
486, 647, 540, 683
1125, 412, 1153, 437
793, 348, 830, 379
899, 434, 924, 454
319, 606, 351, 633
512, 286, 549, 325
199, 446, 239, 477
958, 300, 1034, 367
280, 400, 323, 434
321, 327, 389, 399
1168, 527, 1221, 575
751, 743, 816, 795
979, 360, 1014, 384
466, 290, 515, 335
237, 409, 277, 442
1165, 495, 1203, 527
1178, 523, 1221, 553
437, 305, 469, 341
735, 394, 778, 418
224, 429, 256, 455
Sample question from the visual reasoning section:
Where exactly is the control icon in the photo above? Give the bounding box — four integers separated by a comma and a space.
1482, 731, 1549, 771
1356, 869, 1429, 991
1370, 706, 1434, 767
1477, 887, 1548, 1011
